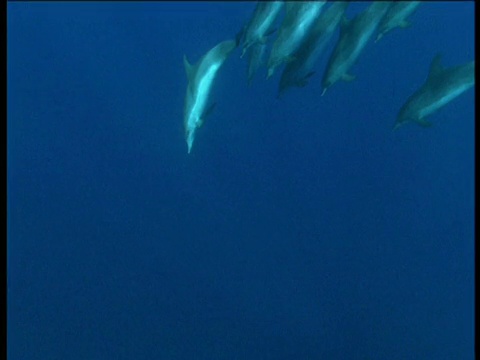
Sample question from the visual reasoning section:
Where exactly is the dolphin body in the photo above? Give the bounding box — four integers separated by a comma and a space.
375, 1, 421, 43
183, 39, 237, 154
394, 55, 475, 130
266, 1, 326, 79
321, 2, 391, 94
278, 1, 349, 97
241, 1, 284, 58
246, 42, 268, 86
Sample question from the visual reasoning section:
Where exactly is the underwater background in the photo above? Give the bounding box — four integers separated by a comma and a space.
7, 2, 474, 359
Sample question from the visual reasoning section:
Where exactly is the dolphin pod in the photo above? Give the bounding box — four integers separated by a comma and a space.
266, 1, 326, 79
240, 1, 284, 59
182, 1, 474, 154
278, 1, 350, 97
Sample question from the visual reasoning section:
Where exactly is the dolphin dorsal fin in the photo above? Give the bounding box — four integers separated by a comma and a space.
427, 54, 444, 81
183, 55, 196, 82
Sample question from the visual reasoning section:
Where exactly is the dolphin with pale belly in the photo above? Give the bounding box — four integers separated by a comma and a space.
394, 55, 475, 130
183, 39, 237, 154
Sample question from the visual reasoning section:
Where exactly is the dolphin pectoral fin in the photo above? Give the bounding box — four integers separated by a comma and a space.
342, 73, 356, 82
259, 36, 268, 45
235, 24, 247, 48
305, 71, 315, 79
399, 20, 411, 29
298, 72, 315, 88
285, 55, 297, 64
374, 33, 383, 43
183, 55, 196, 81
392, 122, 402, 131
202, 102, 217, 121
240, 47, 248, 59
427, 53, 444, 81
415, 118, 433, 128
267, 68, 274, 79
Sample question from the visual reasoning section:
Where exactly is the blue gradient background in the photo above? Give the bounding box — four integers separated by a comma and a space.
7, 2, 475, 359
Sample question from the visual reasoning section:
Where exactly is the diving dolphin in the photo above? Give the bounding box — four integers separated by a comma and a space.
394, 55, 475, 130
183, 39, 237, 154
321, 2, 391, 94
266, 1, 326, 79
246, 42, 267, 86
375, 1, 421, 43
241, 1, 284, 58
278, 1, 349, 97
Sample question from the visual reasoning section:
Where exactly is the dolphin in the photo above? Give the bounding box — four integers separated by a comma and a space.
321, 2, 391, 94
278, 1, 349, 97
394, 55, 475, 130
241, 1, 284, 58
266, 1, 326, 79
183, 39, 237, 154
375, 1, 421, 43
246, 42, 267, 86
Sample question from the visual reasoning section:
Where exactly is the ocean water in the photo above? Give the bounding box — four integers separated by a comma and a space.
7, 2, 475, 359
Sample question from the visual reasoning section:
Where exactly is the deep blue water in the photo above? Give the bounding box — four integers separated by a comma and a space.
7, 2, 475, 359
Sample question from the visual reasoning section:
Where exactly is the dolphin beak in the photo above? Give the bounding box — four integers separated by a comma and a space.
186, 132, 194, 154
